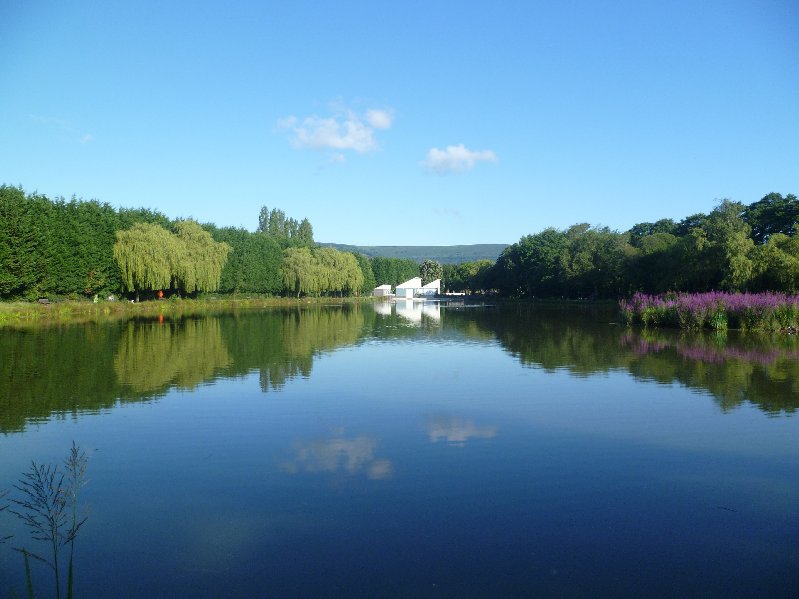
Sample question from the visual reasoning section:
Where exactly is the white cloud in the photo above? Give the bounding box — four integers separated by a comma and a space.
365, 108, 393, 130
423, 144, 498, 174
79, 133, 94, 144
278, 106, 393, 154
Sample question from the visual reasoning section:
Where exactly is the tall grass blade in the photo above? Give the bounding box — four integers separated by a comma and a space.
67, 552, 74, 599
23, 549, 36, 599
6, 444, 89, 599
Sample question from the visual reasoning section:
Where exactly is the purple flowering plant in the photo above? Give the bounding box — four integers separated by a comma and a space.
620, 292, 799, 331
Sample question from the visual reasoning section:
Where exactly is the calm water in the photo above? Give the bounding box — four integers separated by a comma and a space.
1, 302, 798, 597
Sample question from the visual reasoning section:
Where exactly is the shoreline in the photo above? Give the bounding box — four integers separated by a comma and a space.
0, 296, 375, 328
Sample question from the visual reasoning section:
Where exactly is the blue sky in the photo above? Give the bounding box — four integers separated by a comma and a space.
1, 1, 797, 245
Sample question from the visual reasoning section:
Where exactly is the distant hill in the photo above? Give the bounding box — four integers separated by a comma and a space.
318, 243, 509, 264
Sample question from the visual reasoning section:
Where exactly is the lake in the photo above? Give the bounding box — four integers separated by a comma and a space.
1, 301, 798, 597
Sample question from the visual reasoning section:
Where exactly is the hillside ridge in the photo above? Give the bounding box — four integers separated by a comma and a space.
317, 243, 509, 264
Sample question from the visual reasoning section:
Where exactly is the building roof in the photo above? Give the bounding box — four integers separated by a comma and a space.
374, 284, 392, 290
396, 277, 422, 289
421, 279, 440, 289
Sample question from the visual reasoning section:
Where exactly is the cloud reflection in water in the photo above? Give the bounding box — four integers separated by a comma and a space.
426, 415, 498, 446
282, 434, 393, 479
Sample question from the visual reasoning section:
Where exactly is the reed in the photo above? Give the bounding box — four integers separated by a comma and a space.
7, 443, 89, 599
0, 489, 10, 545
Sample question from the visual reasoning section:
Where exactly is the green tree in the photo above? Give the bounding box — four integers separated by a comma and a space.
675, 212, 709, 237
172, 220, 231, 295
445, 260, 494, 293
281, 247, 317, 297
257, 206, 270, 233
258, 206, 313, 247
705, 200, 754, 291
45, 198, 123, 297
285, 217, 298, 240
297, 218, 314, 246
628, 219, 677, 248
0, 186, 46, 297
419, 259, 443, 286
206, 225, 283, 294
281, 247, 363, 297
371, 257, 418, 287
315, 247, 346, 295
113, 223, 178, 301
751, 233, 799, 292
627, 232, 680, 293
354, 253, 376, 294
341, 252, 364, 295
268, 209, 287, 240
514, 228, 569, 297
743, 192, 799, 244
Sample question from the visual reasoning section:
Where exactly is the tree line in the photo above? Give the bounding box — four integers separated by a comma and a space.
446, 192, 799, 298
3, 185, 795, 300
0, 187, 425, 300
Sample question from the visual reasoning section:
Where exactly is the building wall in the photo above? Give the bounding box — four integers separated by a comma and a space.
396, 287, 416, 298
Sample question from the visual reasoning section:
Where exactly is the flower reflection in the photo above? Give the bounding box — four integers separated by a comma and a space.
620, 331, 799, 366
426, 415, 497, 446
282, 434, 393, 479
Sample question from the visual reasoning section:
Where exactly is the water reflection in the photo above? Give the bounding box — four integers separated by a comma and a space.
2, 303, 799, 433
0, 306, 369, 432
444, 305, 799, 415
372, 300, 392, 316
619, 329, 799, 414
0, 322, 130, 432
394, 299, 441, 323
281, 433, 393, 479
244, 307, 366, 392
114, 318, 232, 393
426, 415, 498, 446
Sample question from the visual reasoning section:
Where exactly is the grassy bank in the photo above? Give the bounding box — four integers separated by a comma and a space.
620, 291, 799, 332
0, 295, 374, 328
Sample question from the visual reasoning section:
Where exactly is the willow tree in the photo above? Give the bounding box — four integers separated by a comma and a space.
281, 247, 317, 297
340, 251, 364, 295
314, 248, 364, 296
173, 220, 231, 294
113, 222, 178, 301
315, 247, 346, 294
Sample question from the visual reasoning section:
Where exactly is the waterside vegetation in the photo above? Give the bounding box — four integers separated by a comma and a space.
2, 443, 89, 599
620, 291, 799, 332
490, 193, 799, 299
2, 184, 798, 313
0, 294, 371, 327
0, 186, 422, 303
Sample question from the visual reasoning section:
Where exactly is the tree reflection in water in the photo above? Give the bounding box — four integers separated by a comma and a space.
443, 304, 799, 415
114, 318, 232, 393
1, 303, 798, 433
